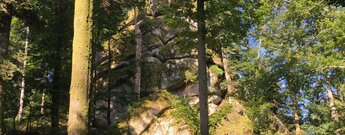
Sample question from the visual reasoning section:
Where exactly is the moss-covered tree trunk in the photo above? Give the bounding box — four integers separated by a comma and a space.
197, 0, 209, 134
67, 0, 93, 134
0, 3, 12, 134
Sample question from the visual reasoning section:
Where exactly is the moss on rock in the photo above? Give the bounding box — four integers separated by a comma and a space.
214, 100, 253, 135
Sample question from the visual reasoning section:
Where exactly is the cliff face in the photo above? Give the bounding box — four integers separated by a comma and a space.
91, 1, 252, 134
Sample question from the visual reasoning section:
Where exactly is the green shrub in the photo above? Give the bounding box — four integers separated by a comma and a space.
209, 103, 232, 134
170, 96, 200, 134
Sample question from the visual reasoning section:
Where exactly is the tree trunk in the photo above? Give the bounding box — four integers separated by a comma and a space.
293, 99, 302, 135
0, 5, 11, 56
107, 37, 112, 125
255, 39, 262, 78
67, 0, 93, 134
89, 25, 100, 127
134, 6, 142, 99
17, 26, 29, 121
326, 81, 340, 135
51, 0, 68, 132
25, 104, 32, 134
197, 0, 209, 134
41, 91, 45, 114
326, 83, 339, 122
0, 4, 12, 134
51, 35, 62, 133
0, 79, 3, 135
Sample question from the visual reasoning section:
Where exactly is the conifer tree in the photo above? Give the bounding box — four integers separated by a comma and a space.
67, 0, 93, 134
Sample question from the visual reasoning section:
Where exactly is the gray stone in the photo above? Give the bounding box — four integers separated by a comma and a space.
209, 95, 222, 105
209, 103, 218, 116
188, 96, 199, 107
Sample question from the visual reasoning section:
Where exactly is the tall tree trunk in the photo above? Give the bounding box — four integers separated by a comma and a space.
0, 4, 12, 134
326, 80, 340, 135
89, 25, 100, 127
197, 0, 209, 134
0, 4, 11, 56
293, 99, 302, 135
67, 0, 93, 134
17, 26, 29, 121
51, 0, 69, 132
51, 40, 62, 133
107, 37, 112, 125
134, 6, 142, 99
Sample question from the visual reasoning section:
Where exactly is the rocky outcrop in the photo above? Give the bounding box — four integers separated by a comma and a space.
215, 99, 253, 135
116, 91, 194, 135
143, 110, 192, 135
128, 92, 171, 135
115, 92, 254, 135
92, 1, 237, 133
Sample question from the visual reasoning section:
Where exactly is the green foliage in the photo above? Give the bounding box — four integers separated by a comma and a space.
2, 0, 345, 134
209, 103, 232, 134
0, 60, 19, 80
93, 0, 125, 38
184, 70, 197, 83
209, 65, 224, 76
237, 0, 345, 134
247, 103, 275, 133
170, 96, 200, 134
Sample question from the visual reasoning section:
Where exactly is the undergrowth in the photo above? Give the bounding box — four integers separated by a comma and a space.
209, 103, 232, 134
169, 94, 232, 135
170, 96, 200, 134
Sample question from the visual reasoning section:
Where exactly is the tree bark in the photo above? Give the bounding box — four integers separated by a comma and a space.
134, 6, 142, 99
107, 37, 112, 125
51, 0, 67, 131
0, 78, 3, 135
17, 26, 29, 121
89, 25, 100, 127
293, 99, 302, 135
0, 4, 11, 56
197, 0, 209, 134
41, 91, 45, 114
67, 0, 93, 134
326, 82, 339, 122
0, 3, 12, 134
326, 80, 340, 135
